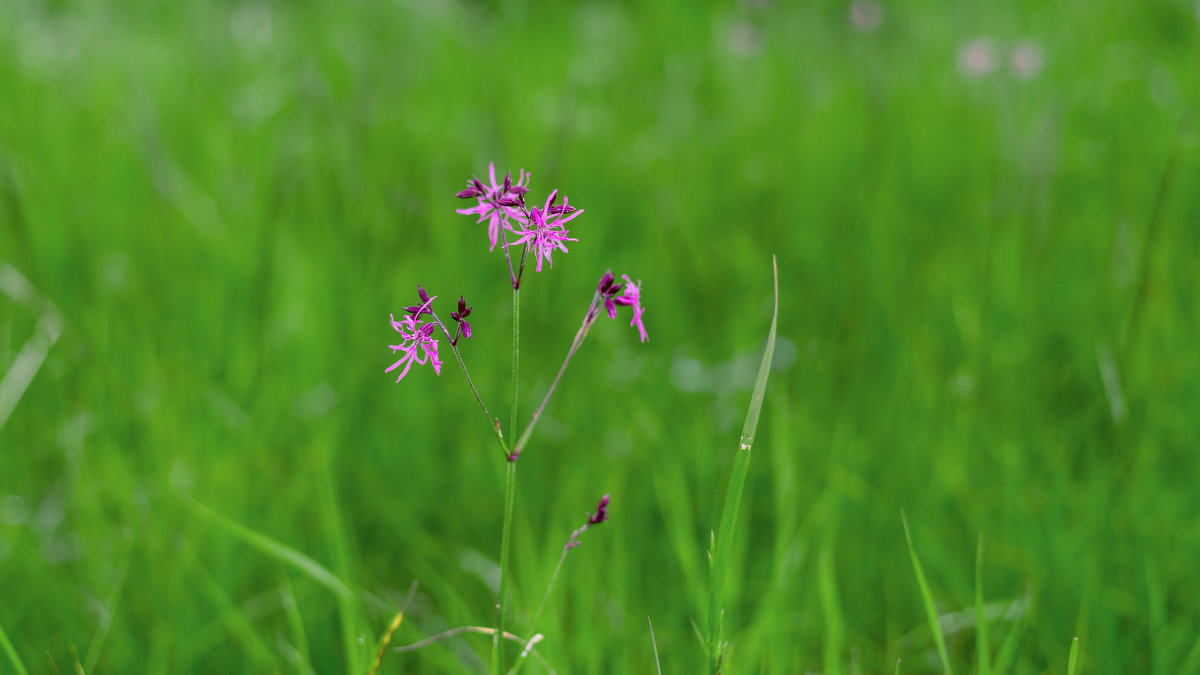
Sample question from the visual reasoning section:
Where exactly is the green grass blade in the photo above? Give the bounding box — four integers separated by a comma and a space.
174, 539, 275, 669
648, 617, 663, 675
975, 534, 991, 675
901, 511, 953, 675
182, 494, 355, 601
1066, 637, 1080, 675
315, 453, 364, 674
894, 659, 902, 675
0, 617, 29, 675
281, 573, 312, 674
707, 255, 778, 674
819, 541, 845, 675
993, 611, 1024, 675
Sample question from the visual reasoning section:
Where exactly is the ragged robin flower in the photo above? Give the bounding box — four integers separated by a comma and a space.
507, 190, 582, 273
455, 163, 530, 252
386, 312, 443, 382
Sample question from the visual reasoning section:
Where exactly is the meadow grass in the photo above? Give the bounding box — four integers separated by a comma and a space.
2, 0, 1200, 672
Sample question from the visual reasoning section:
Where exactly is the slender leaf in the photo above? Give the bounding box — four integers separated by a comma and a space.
315, 454, 365, 673
819, 541, 845, 675
993, 612, 1025, 675
707, 256, 778, 674
649, 617, 663, 675
0, 618, 29, 675
182, 494, 355, 601
901, 511, 953, 674
1067, 637, 1080, 675
281, 573, 312, 675
976, 534, 991, 675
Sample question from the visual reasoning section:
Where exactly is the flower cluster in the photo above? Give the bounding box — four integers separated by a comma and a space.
455, 163, 531, 251
456, 164, 583, 274
453, 162, 530, 251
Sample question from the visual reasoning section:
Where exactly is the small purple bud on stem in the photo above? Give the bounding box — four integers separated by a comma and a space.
588, 493, 610, 525
450, 295, 473, 340
403, 285, 436, 318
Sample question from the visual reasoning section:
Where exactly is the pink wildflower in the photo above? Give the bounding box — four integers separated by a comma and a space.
507, 190, 582, 272
386, 313, 443, 382
613, 275, 647, 343
455, 163, 530, 251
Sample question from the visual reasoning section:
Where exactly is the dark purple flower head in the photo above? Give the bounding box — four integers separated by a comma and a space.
386, 313, 443, 382
451, 295, 473, 340
506, 190, 582, 272
404, 285, 436, 318
546, 203, 578, 216
588, 493, 610, 525
597, 270, 624, 320
455, 163, 531, 251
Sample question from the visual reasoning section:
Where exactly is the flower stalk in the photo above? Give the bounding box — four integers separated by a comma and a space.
387, 162, 646, 673
507, 495, 609, 675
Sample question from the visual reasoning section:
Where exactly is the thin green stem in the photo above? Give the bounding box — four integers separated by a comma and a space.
510, 285, 520, 445
431, 314, 509, 459
493, 461, 518, 675
499, 229, 519, 290
507, 523, 587, 675
511, 294, 600, 457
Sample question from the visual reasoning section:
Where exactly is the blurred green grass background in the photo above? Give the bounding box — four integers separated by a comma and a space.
2, 0, 1199, 672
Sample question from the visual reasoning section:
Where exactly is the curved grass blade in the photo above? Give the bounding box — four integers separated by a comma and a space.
182, 494, 354, 601
901, 510, 953, 674
281, 573, 312, 674
707, 255, 778, 674
0, 618, 29, 675
648, 618, 662, 675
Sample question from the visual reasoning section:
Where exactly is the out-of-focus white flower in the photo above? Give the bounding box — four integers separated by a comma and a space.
849, 0, 884, 34
958, 38, 999, 77
1010, 42, 1044, 79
